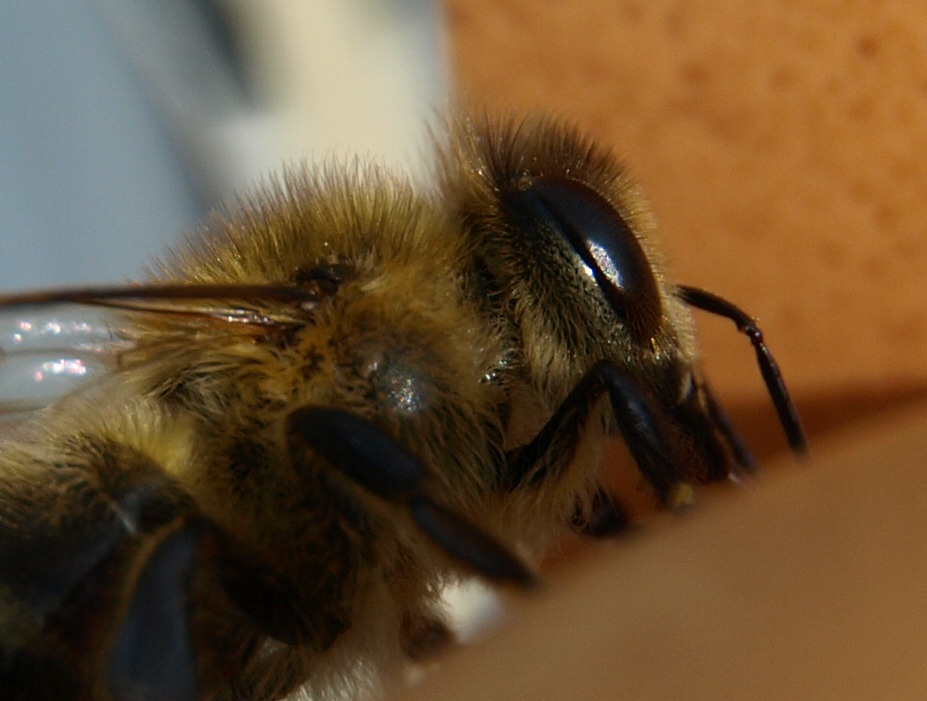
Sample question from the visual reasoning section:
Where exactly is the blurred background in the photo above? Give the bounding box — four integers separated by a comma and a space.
0, 0, 446, 289
3, 0, 927, 452
447, 0, 927, 456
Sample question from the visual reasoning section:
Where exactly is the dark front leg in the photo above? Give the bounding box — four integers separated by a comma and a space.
504, 360, 690, 505
670, 377, 756, 482
287, 406, 536, 587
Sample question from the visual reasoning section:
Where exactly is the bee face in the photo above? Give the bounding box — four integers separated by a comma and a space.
443, 115, 697, 384
0, 114, 804, 700
439, 116, 733, 492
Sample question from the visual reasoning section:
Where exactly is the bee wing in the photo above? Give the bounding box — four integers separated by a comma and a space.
0, 282, 324, 420
0, 304, 124, 417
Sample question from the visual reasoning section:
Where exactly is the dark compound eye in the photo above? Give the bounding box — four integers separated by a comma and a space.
506, 175, 663, 343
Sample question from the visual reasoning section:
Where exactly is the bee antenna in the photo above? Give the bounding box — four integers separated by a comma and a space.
677, 286, 808, 455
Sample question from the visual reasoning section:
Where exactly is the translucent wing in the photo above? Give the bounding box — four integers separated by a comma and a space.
0, 304, 123, 418
0, 281, 327, 422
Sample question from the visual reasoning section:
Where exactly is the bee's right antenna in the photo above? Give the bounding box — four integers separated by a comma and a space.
677, 286, 808, 455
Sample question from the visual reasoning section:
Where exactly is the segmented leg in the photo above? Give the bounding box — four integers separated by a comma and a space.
0, 455, 199, 700
0, 439, 321, 701
287, 406, 536, 587
503, 360, 698, 503
107, 519, 203, 701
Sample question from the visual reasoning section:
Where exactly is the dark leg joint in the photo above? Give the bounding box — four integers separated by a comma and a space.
287, 406, 535, 587
506, 360, 685, 504
572, 489, 631, 537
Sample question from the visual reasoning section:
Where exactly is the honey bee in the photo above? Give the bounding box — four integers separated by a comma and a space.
0, 113, 805, 701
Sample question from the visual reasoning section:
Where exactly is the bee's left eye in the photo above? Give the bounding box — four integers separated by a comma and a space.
504, 175, 662, 343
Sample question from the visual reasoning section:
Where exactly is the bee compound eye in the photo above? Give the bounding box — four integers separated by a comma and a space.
506, 175, 663, 343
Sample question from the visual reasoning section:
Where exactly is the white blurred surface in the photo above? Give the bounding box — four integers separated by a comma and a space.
0, 0, 447, 291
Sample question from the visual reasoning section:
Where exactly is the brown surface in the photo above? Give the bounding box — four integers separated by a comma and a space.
446, 0, 927, 444
427, 7, 927, 698
396, 403, 927, 700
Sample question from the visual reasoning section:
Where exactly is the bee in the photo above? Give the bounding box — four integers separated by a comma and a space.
0, 113, 805, 701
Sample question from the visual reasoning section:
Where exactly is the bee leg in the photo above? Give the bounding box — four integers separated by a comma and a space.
670, 377, 756, 481
109, 517, 315, 701
0, 513, 134, 699
0, 447, 315, 699
109, 514, 335, 701
572, 488, 631, 537
287, 406, 536, 587
0, 504, 132, 674
204, 524, 326, 647
401, 611, 454, 660
505, 360, 688, 505
107, 519, 204, 701
0, 463, 203, 697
